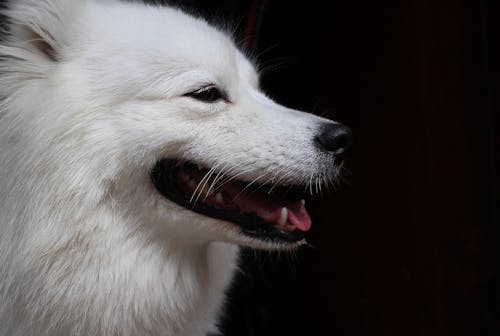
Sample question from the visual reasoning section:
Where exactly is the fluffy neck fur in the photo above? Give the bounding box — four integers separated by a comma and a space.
0, 173, 239, 335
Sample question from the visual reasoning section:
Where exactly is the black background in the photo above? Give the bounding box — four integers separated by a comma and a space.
3, 0, 498, 335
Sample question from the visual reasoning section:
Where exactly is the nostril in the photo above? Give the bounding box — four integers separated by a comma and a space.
315, 123, 352, 160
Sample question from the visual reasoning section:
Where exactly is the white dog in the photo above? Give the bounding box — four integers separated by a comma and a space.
0, 0, 351, 335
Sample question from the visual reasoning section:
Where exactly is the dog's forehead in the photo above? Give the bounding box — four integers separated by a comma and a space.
87, 3, 252, 77
84, 2, 257, 81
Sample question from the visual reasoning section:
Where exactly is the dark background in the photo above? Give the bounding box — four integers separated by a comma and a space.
170, 0, 499, 335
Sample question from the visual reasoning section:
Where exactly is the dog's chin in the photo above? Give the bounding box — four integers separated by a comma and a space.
150, 159, 313, 249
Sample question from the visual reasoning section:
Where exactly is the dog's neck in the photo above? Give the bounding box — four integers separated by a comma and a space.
67, 221, 240, 336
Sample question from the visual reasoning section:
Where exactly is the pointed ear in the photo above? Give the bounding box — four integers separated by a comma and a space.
2, 0, 76, 63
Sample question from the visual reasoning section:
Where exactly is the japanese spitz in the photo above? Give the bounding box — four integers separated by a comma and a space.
0, 0, 351, 335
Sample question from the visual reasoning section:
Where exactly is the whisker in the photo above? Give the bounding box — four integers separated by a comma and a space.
190, 165, 217, 206
216, 165, 255, 189
229, 175, 266, 202
200, 165, 220, 202
207, 162, 230, 195
308, 174, 314, 196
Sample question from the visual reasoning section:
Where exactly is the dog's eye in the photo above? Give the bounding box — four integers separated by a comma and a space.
186, 86, 225, 103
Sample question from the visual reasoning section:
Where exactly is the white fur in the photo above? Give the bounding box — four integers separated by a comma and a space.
0, 1, 337, 335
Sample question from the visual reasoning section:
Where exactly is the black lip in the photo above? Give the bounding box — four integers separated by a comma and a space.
150, 159, 307, 244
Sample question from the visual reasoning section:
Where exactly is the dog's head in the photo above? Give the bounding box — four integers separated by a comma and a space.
0, 0, 351, 250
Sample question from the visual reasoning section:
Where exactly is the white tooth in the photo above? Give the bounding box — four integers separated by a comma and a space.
215, 192, 224, 204
300, 199, 306, 205
278, 207, 288, 226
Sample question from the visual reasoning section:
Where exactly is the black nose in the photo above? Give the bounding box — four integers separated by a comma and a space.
315, 123, 352, 161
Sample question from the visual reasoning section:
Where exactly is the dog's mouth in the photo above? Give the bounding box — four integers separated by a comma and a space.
150, 159, 311, 244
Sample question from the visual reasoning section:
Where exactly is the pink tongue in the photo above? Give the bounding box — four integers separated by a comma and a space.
223, 184, 312, 232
